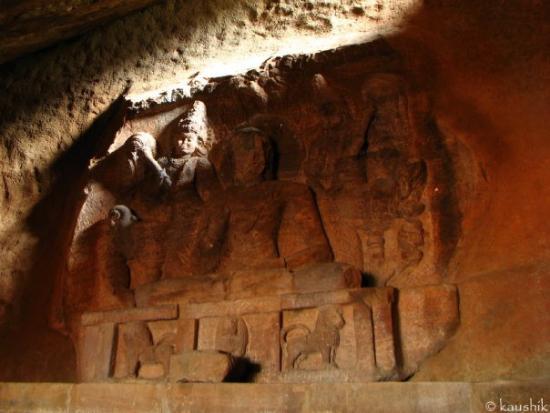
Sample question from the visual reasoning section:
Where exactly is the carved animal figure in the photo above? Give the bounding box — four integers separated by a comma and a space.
281, 305, 345, 369
215, 317, 248, 357
109, 204, 140, 261
109, 205, 139, 228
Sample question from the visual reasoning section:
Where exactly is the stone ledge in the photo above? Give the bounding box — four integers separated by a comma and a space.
0, 381, 547, 413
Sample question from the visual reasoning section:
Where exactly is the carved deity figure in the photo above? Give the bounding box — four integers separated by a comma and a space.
159, 101, 227, 279
158, 101, 215, 197
216, 129, 333, 272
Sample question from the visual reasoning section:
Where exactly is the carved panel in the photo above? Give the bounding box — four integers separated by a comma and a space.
61, 40, 460, 384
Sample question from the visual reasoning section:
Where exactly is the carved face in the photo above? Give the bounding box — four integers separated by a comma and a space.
173, 101, 208, 157
232, 134, 269, 186
109, 209, 121, 227
175, 131, 199, 156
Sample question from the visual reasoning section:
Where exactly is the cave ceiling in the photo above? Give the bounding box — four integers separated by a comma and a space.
0, 0, 161, 64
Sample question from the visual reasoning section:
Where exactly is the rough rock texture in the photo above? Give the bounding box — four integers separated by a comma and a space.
397, 284, 459, 378
0, 0, 416, 328
0, 0, 162, 64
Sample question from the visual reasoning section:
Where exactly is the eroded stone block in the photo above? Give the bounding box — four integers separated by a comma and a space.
225, 268, 294, 300
134, 274, 226, 307
138, 363, 165, 380
292, 262, 362, 293
169, 351, 233, 383
78, 322, 115, 382
113, 322, 152, 379
242, 312, 280, 375
175, 318, 197, 353
81, 304, 178, 326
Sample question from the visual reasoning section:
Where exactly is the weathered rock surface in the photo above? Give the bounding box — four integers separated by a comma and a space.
396, 284, 459, 377
0, 1, 163, 64
413, 265, 550, 381
0, 381, 547, 413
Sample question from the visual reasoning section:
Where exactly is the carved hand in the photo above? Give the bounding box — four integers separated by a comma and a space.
158, 169, 172, 190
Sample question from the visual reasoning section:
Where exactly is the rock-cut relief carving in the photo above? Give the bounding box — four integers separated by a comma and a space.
157, 100, 217, 200
358, 149, 427, 284
214, 127, 332, 272
306, 72, 430, 287
357, 73, 429, 285
89, 131, 171, 196
215, 317, 249, 357
305, 73, 356, 192
158, 101, 228, 279
281, 305, 345, 370
89, 101, 215, 199
112, 321, 177, 380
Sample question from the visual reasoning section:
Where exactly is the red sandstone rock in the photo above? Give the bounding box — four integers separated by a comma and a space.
397, 284, 459, 377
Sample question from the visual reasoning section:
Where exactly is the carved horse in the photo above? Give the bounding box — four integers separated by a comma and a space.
280, 305, 345, 369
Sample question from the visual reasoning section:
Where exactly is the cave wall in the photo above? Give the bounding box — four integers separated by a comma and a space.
0, 0, 548, 382
386, 1, 550, 381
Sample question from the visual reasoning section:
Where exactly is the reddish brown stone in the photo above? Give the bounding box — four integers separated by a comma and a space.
138, 363, 165, 380
397, 284, 459, 377
169, 351, 233, 383
113, 322, 153, 379
81, 305, 178, 326
78, 323, 116, 382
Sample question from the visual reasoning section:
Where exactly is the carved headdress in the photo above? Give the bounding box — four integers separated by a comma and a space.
174, 100, 213, 157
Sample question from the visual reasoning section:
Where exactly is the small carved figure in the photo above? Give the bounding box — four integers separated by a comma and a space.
109, 204, 139, 227
215, 317, 248, 357
113, 321, 153, 379
281, 305, 345, 369
138, 332, 177, 378
108, 204, 140, 281
397, 219, 424, 271
86, 205, 140, 309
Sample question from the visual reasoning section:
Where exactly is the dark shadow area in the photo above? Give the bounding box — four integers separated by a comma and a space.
0, 94, 128, 382
223, 356, 262, 383
361, 272, 377, 287
391, 288, 406, 380
0, 1, 162, 64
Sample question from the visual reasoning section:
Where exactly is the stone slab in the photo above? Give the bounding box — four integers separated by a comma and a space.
180, 288, 394, 319
78, 322, 116, 382
0, 381, 548, 413
81, 305, 178, 326
135, 263, 363, 307
181, 296, 282, 319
